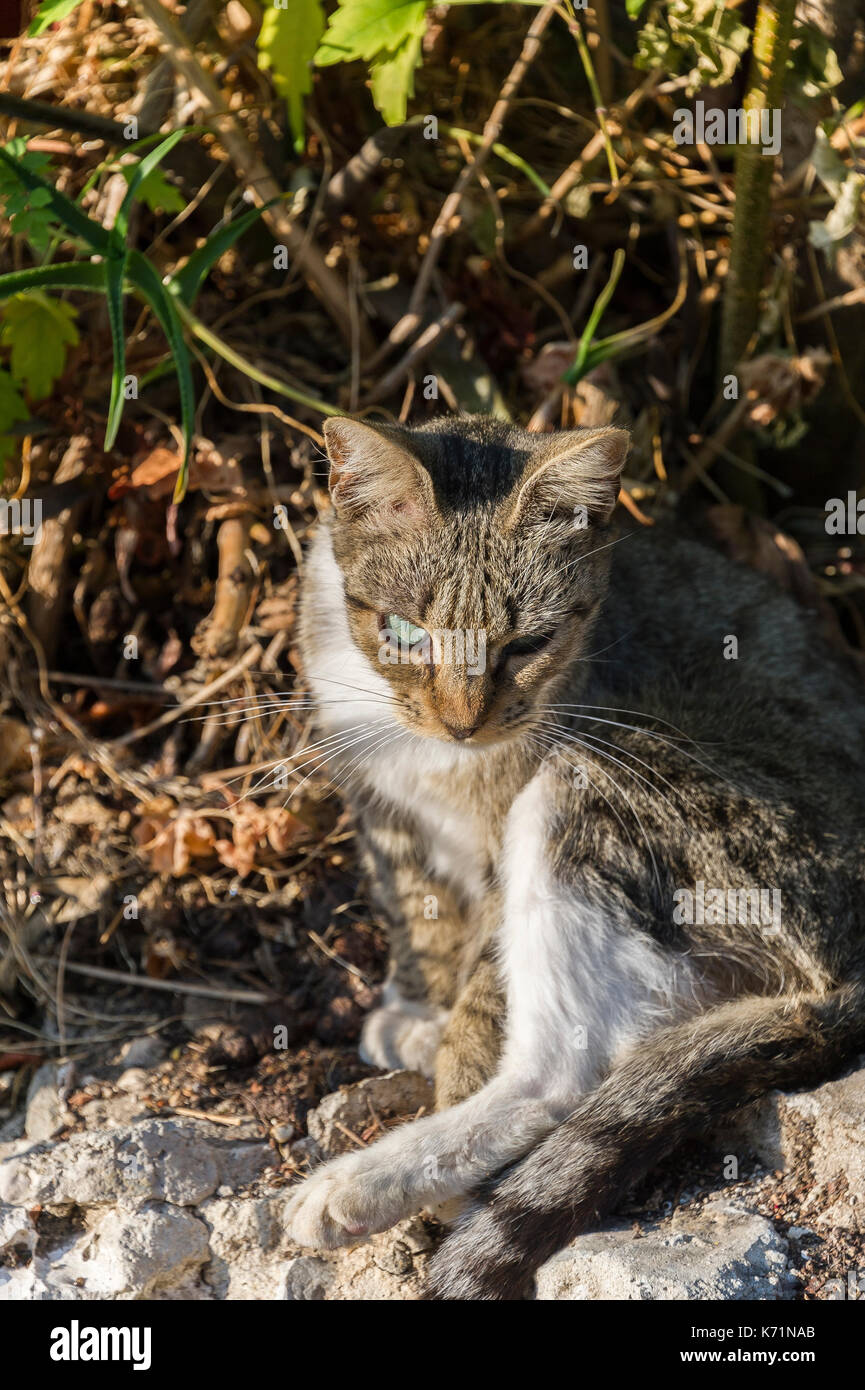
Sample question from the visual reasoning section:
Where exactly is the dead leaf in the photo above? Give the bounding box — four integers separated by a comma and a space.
134, 812, 216, 875
214, 806, 303, 878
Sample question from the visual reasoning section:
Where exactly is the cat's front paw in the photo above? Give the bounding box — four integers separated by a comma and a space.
285, 1150, 412, 1250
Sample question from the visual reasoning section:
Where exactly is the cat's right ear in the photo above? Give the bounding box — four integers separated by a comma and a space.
323, 418, 436, 527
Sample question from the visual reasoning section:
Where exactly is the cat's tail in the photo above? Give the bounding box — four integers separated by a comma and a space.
426, 980, 865, 1300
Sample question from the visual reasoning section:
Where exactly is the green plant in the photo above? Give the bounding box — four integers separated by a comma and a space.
257, 0, 548, 135
0, 134, 272, 500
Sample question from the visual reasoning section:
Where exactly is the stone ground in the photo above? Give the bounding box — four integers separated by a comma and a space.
2, 1035, 864, 1300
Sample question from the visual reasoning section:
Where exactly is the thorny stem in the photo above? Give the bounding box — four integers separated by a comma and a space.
719, 0, 797, 377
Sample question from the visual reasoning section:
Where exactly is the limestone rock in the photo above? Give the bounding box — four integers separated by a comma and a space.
0, 1119, 276, 1211
535, 1201, 791, 1301
723, 1063, 865, 1231
306, 1069, 433, 1157
24, 1064, 73, 1143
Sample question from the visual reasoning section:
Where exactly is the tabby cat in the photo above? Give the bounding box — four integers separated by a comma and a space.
285, 414, 865, 1300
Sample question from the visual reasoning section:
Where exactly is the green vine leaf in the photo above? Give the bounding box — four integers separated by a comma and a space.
0, 291, 79, 399
0, 141, 59, 253
258, 0, 326, 152
28, 0, 85, 38
369, 27, 425, 124
121, 164, 185, 216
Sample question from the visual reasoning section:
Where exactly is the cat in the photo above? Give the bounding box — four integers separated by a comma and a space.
286, 413, 865, 1300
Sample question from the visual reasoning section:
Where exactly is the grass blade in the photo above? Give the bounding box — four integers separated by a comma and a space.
127, 250, 195, 500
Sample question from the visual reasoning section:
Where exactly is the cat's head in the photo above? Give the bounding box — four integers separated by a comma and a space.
320, 415, 628, 746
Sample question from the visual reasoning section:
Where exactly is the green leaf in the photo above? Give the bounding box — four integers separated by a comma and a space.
0, 144, 111, 253
788, 27, 843, 102
0, 141, 59, 253
28, 0, 84, 37
0, 292, 79, 399
564, 248, 626, 386
0, 261, 107, 298
369, 28, 424, 124
257, 0, 325, 152
127, 252, 195, 500
168, 200, 273, 308
115, 129, 188, 240
104, 256, 127, 451
636, 0, 750, 91
626, 0, 649, 16
121, 164, 185, 216
315, 0, 427, 67
809, 172, 865, 259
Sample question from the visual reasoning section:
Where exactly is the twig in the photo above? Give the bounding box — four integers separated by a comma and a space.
0, 92, 151, 142
307, 929, 373, 989
363, 302, 465, 404
374, 2, 557, 361
110, 642, 263, 748
47, 960, 276, 1005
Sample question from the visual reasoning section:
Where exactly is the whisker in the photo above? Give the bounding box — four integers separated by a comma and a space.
532, 727, 663, 892
535, 720, 677, 814
528, 732, 638, 853
219, 719, 388, 792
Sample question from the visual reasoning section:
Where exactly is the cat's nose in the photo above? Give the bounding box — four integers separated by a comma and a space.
442, 718, 479, 741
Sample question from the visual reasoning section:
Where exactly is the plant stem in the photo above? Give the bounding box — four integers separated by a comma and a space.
719, 0, 797, 376
557, 3, 619, 185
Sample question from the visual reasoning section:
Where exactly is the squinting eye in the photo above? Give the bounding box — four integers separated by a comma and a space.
385, 613, 428, 647
504, 630, 556, 659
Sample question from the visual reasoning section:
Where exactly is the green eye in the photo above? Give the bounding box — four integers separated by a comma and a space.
504, 630, 556, 658
385, 614, 428, 646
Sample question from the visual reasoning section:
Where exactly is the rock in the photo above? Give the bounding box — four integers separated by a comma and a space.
0, 1119, 276, 1211
723, 1063, 865, 1231
0, 1206, 209, 1301
51, 1206, 210, 1299
200, 1195, 287, 1299
0, 1203, 35, 1257
280, 1219, 431, 1300
306, 1069, 433, 1157
116, 1068, 150, 1096
535, 1201, 791, 1301
118, 1036, 166, 1070
73, 1094, 151, 1130
24, 1064, 73, 1142
282, 1255, 333, 1300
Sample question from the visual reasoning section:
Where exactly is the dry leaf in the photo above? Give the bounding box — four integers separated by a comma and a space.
135, 812, 216, 875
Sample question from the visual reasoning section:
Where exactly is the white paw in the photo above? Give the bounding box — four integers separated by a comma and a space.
359, 997, 449, 1077
285, 1148, 414, 1250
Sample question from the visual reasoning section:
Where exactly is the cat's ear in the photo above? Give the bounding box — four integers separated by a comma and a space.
323, 418, 436, 526
507, 427, 629, 531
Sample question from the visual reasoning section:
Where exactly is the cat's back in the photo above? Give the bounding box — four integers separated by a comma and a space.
590, 524, 865, 746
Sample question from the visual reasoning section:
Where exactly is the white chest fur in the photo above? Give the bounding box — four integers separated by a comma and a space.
300, 530, 488, 900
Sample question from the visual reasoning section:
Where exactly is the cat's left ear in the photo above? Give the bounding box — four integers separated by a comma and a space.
507, 427, 629, 531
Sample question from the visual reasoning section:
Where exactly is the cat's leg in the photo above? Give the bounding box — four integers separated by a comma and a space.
427, 980, 865, 1298
286, 770, 686, 1249
434, 948, 504, 1109
356, 812, 470, 1078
